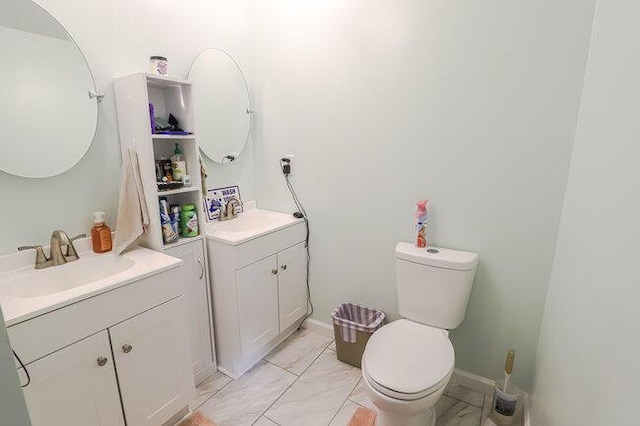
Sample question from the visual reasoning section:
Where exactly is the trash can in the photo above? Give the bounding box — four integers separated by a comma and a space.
331, 302, 385, 368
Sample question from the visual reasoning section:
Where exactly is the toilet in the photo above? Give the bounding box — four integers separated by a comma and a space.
361, 243, 478, 426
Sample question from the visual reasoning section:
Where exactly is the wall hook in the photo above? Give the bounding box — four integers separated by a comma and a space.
88, 89, 105, 103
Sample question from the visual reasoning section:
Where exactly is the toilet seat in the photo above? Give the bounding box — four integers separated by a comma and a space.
362, 319, 454, 401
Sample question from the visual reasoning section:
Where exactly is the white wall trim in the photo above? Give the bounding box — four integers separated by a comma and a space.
524, 392, 531, 426
452, 368, 496, 395
302, 318, 334, 338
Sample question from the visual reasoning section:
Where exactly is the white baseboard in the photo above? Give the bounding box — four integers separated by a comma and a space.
452, 368, 496, 395
524, 392, 531, 426
302, 318, 334, 338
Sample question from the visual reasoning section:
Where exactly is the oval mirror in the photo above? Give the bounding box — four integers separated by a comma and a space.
188, 49, 251, 164
0, 0, 98, 178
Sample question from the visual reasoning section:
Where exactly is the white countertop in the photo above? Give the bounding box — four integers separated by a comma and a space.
205, 204, 304, 246
0, 241, 181, 327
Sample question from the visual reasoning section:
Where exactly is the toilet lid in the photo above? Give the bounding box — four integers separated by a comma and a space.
363, 319, 454, 400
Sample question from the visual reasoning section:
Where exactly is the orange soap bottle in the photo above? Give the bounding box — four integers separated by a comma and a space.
91, 211, 112, 253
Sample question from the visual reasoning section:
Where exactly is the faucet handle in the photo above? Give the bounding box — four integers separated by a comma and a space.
18, 245, 49, 267
66, 233, 87, 260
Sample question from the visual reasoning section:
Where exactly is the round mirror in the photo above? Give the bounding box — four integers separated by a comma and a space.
188, 49, 251, 164
0, 0, 98, 178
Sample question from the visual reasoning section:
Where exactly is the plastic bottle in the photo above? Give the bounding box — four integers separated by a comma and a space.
170, 205, 181, 237
171, 143, 186, 181
160, 198, 178, 244
91, 212, 113, 253
414, 199, 429, 248
180, 204, 198, 237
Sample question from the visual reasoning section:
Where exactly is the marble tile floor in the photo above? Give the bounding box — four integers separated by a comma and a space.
192, 328, 523, 426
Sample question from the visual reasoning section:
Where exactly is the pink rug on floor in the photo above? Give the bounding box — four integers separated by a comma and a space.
178, 411, 217, 426
349, 407, 377, 426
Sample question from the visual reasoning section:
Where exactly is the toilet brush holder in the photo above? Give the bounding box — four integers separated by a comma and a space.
490, 379, 520, 425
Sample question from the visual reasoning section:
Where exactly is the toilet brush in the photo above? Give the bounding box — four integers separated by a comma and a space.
503, 349, 515, 392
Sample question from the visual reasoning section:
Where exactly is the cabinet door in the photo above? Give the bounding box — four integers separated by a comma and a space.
278, 243, 308, 331
164, 240, 214, 384
110, 296, 193, 426
21, 331, 125, 426
236, 255, 279, 358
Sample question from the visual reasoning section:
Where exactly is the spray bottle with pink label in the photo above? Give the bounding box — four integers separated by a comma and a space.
414, 199, 429, 248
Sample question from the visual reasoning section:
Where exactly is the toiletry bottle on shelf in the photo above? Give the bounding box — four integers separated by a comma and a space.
91, 212, 112, 253
171, 143, 186, 181
180, 204, 198, 237
160, 156, 173, 181
160, 198, 178, 244
414, 199, 429, 248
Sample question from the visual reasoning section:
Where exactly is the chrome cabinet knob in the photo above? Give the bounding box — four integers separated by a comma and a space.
271, 269, 278, 275
97, 357, 108, 367
122, 344, 133, 354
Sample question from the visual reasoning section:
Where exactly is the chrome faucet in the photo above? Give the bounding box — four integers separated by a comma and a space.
219, 197, 243, 221
18, 230, 87, 269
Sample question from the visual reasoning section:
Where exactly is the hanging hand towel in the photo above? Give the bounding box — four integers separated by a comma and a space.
114, 147, 150, 255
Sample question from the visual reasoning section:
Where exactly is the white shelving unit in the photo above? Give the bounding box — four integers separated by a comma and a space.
114, 73, 216, 384
113, 73, 205, 251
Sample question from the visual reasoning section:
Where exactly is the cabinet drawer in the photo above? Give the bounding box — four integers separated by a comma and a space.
8, 265, 183, 364
235, 221, 306, 269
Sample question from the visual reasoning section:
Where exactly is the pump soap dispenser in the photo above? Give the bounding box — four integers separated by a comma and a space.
91, 211, 112, 253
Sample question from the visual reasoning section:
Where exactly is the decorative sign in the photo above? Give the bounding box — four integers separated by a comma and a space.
205, 185, 242, 220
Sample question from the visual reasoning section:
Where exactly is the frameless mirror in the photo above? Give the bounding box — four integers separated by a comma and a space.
0, 0, 98, 178
188, 49, 252, 164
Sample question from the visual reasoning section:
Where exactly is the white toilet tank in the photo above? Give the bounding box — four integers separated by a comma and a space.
395, 243, 478, 329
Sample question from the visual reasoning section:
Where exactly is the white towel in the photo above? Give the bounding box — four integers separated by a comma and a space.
114, 147, 150, 255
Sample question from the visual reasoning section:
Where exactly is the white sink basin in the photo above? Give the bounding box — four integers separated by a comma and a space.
207, 208, 302, 245
0, 242, 182, 326
2, 256, 135, 298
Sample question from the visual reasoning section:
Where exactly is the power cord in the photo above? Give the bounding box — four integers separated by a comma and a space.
13, 349, 30, 388
280, 158, 314, 326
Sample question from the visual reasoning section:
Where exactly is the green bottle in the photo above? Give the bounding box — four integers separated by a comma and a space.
180, 204, 198, 237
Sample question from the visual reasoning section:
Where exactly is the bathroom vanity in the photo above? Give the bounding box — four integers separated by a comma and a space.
207, 207, 308, 378
0, 244, 194, 426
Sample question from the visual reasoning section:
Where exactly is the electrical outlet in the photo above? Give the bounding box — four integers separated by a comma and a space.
284, 154, 294, 173
282, 154, 294, 175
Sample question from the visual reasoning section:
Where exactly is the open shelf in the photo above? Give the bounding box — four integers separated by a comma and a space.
161, 235, 204, 250
152, 134, 196, 140
157, 185, 201, 196
145, 73, 191, 87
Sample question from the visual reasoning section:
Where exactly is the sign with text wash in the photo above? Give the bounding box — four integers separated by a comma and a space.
205, 185, 243, 220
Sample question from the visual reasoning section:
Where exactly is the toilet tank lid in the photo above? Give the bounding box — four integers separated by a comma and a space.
395, 243, 478, 271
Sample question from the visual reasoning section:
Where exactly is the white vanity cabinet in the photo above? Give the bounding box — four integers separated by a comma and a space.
110, 297, 192, 426
164, 240, 216, 384
208, 221, 307, 378
9, 262, 194, 426
21, 331, 125, 426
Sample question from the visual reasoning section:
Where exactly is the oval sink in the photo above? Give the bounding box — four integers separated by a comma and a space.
1, 255, 135, 298
207, 209, 302, 245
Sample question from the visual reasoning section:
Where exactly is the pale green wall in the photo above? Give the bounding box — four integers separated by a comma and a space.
248, 0, 596, 389
0, 0, 255, 255
2, 0, 604, 393
532, 0, 640, 423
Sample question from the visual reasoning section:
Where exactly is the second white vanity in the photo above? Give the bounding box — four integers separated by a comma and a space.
207, 206, 308, 378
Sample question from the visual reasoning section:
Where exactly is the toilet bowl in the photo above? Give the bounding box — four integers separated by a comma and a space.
360, 244, 478, 426
361, 319, 454, 426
